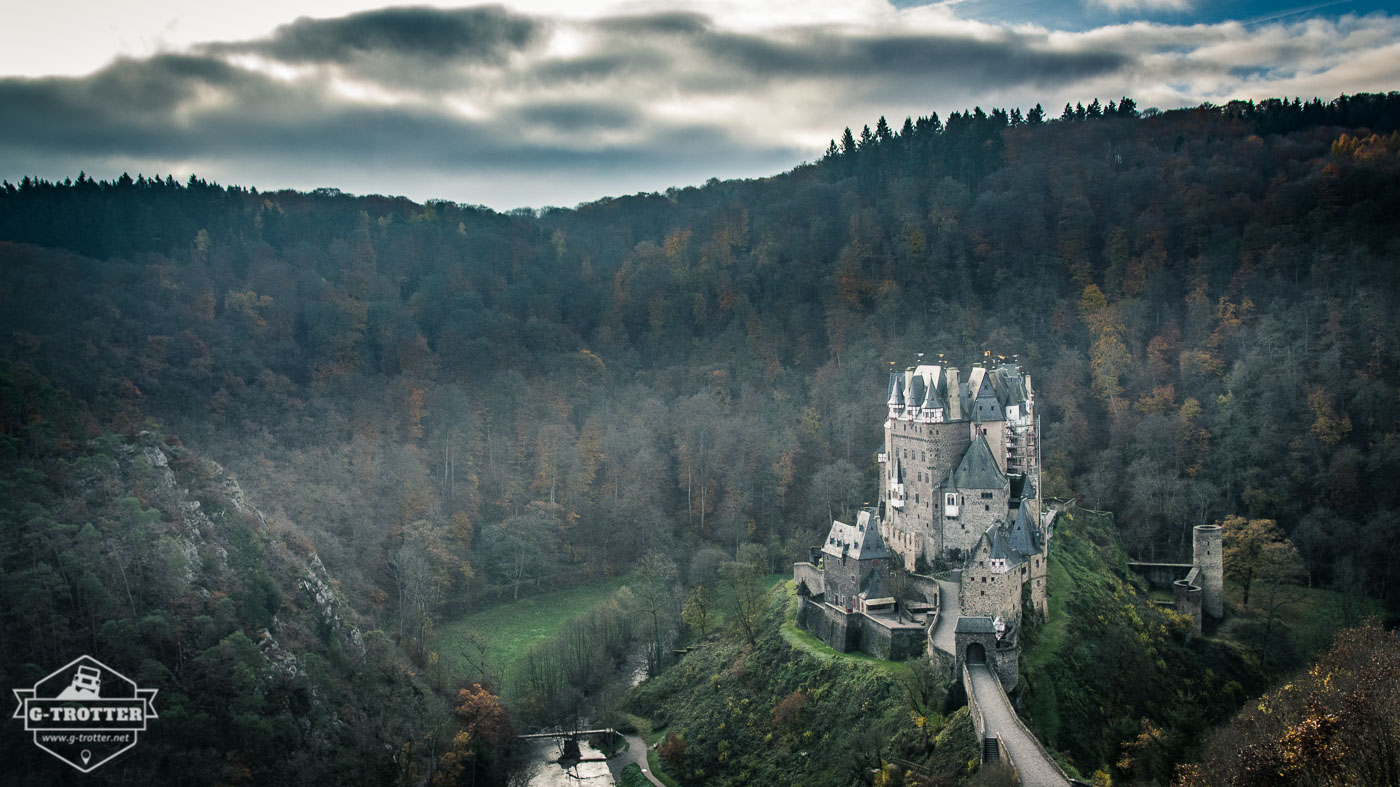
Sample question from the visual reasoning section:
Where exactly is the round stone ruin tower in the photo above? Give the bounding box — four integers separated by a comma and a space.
1193, 524, 1224, 619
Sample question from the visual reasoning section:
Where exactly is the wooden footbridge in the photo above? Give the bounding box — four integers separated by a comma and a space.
516, 728, 618, 740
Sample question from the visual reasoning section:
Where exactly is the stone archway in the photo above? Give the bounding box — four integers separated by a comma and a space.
965, 642, 986, 664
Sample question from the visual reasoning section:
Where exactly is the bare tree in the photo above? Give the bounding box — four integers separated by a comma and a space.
631, 551, 679, 675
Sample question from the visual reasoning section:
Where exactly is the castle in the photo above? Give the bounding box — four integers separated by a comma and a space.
795, 357, 1050, 669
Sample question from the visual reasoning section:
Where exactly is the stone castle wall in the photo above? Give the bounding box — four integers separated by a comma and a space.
1028, 555, 1049, 620
797, 596, 924, 660
797, 597, 860, 652
1128, 562, 1196, 588
961, 566, 1024, 620
859, 618, 926, 661
1174, 567, 1203, 637
942, 485, 1009, 557
980, 420, 1009, 475
882, 420, 974, 564
992, 643, 1019, 690
793, 561, 823, 596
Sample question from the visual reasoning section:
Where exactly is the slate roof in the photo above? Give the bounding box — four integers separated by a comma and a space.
1010, 475, 1036, 502
971, 385, 1004, 421
922, 378, 944, 409
988, 365, 1030, 407
966, 518, 1029, 570
907, 375, 926, 410
986, 521, 1022, 563
955, 616, 998, 633
1008, 504, 1042, 557
821, 509, 890, 561
889, 360, 1028, 420
945, 434, 1007, 491
858, 569, 887, 600
887, 372, 905, 406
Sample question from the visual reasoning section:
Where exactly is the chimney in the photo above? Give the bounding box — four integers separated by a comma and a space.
946, 367, 962, 421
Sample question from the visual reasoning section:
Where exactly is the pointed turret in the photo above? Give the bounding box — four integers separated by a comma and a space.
887, 372, 905, 419
1008, 502, 1041, 557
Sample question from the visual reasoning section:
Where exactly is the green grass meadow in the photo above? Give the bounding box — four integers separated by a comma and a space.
432, 574, 633, 684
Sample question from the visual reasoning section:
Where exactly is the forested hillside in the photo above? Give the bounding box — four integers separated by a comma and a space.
0, 371, 442, 784
3, 91, 1400, 782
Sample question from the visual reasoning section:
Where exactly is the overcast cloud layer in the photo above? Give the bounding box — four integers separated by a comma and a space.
3, 1, 1399, 209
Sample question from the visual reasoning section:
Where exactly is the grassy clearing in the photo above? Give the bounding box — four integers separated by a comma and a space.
431, 574, 632, 683
621, 713, 663, 746
1217, 580, 1385, 657
618, 763, 650, 787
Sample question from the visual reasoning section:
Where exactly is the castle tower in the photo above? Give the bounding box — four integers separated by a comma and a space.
1193, 524, 1224, 619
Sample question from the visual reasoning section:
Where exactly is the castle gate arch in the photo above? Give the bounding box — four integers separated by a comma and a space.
965, 642, 986, 664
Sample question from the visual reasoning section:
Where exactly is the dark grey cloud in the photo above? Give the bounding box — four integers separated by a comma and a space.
573, 14, 1129, 90
705, 29, 1129, 85
0, 49, 785, 181
511, 100, 641, 133
5, 3, 1396, 208
0, 55, 289, 157
594, 12, 711, 37
527, 50, 671, 85
207, 5, 543, 65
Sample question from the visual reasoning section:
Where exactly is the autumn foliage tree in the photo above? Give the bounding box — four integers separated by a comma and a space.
1177, 622, 1400, 786
1220, 516, 1301, 609
658, 731, 687, 769
435, 684, 514, 787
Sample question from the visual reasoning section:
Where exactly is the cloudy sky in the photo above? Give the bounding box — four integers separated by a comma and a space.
3, 1, 1398, 209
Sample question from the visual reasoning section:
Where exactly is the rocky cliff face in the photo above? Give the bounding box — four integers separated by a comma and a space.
1, 422, 440, 785
121, 430, 368, 668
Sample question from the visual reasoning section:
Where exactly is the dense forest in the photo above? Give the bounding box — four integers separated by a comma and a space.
3, 91, 1400, 784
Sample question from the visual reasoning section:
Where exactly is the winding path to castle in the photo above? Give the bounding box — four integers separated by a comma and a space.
929, 577, 1071, 786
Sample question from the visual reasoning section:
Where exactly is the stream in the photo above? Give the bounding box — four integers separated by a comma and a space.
517, 653, 650, 787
